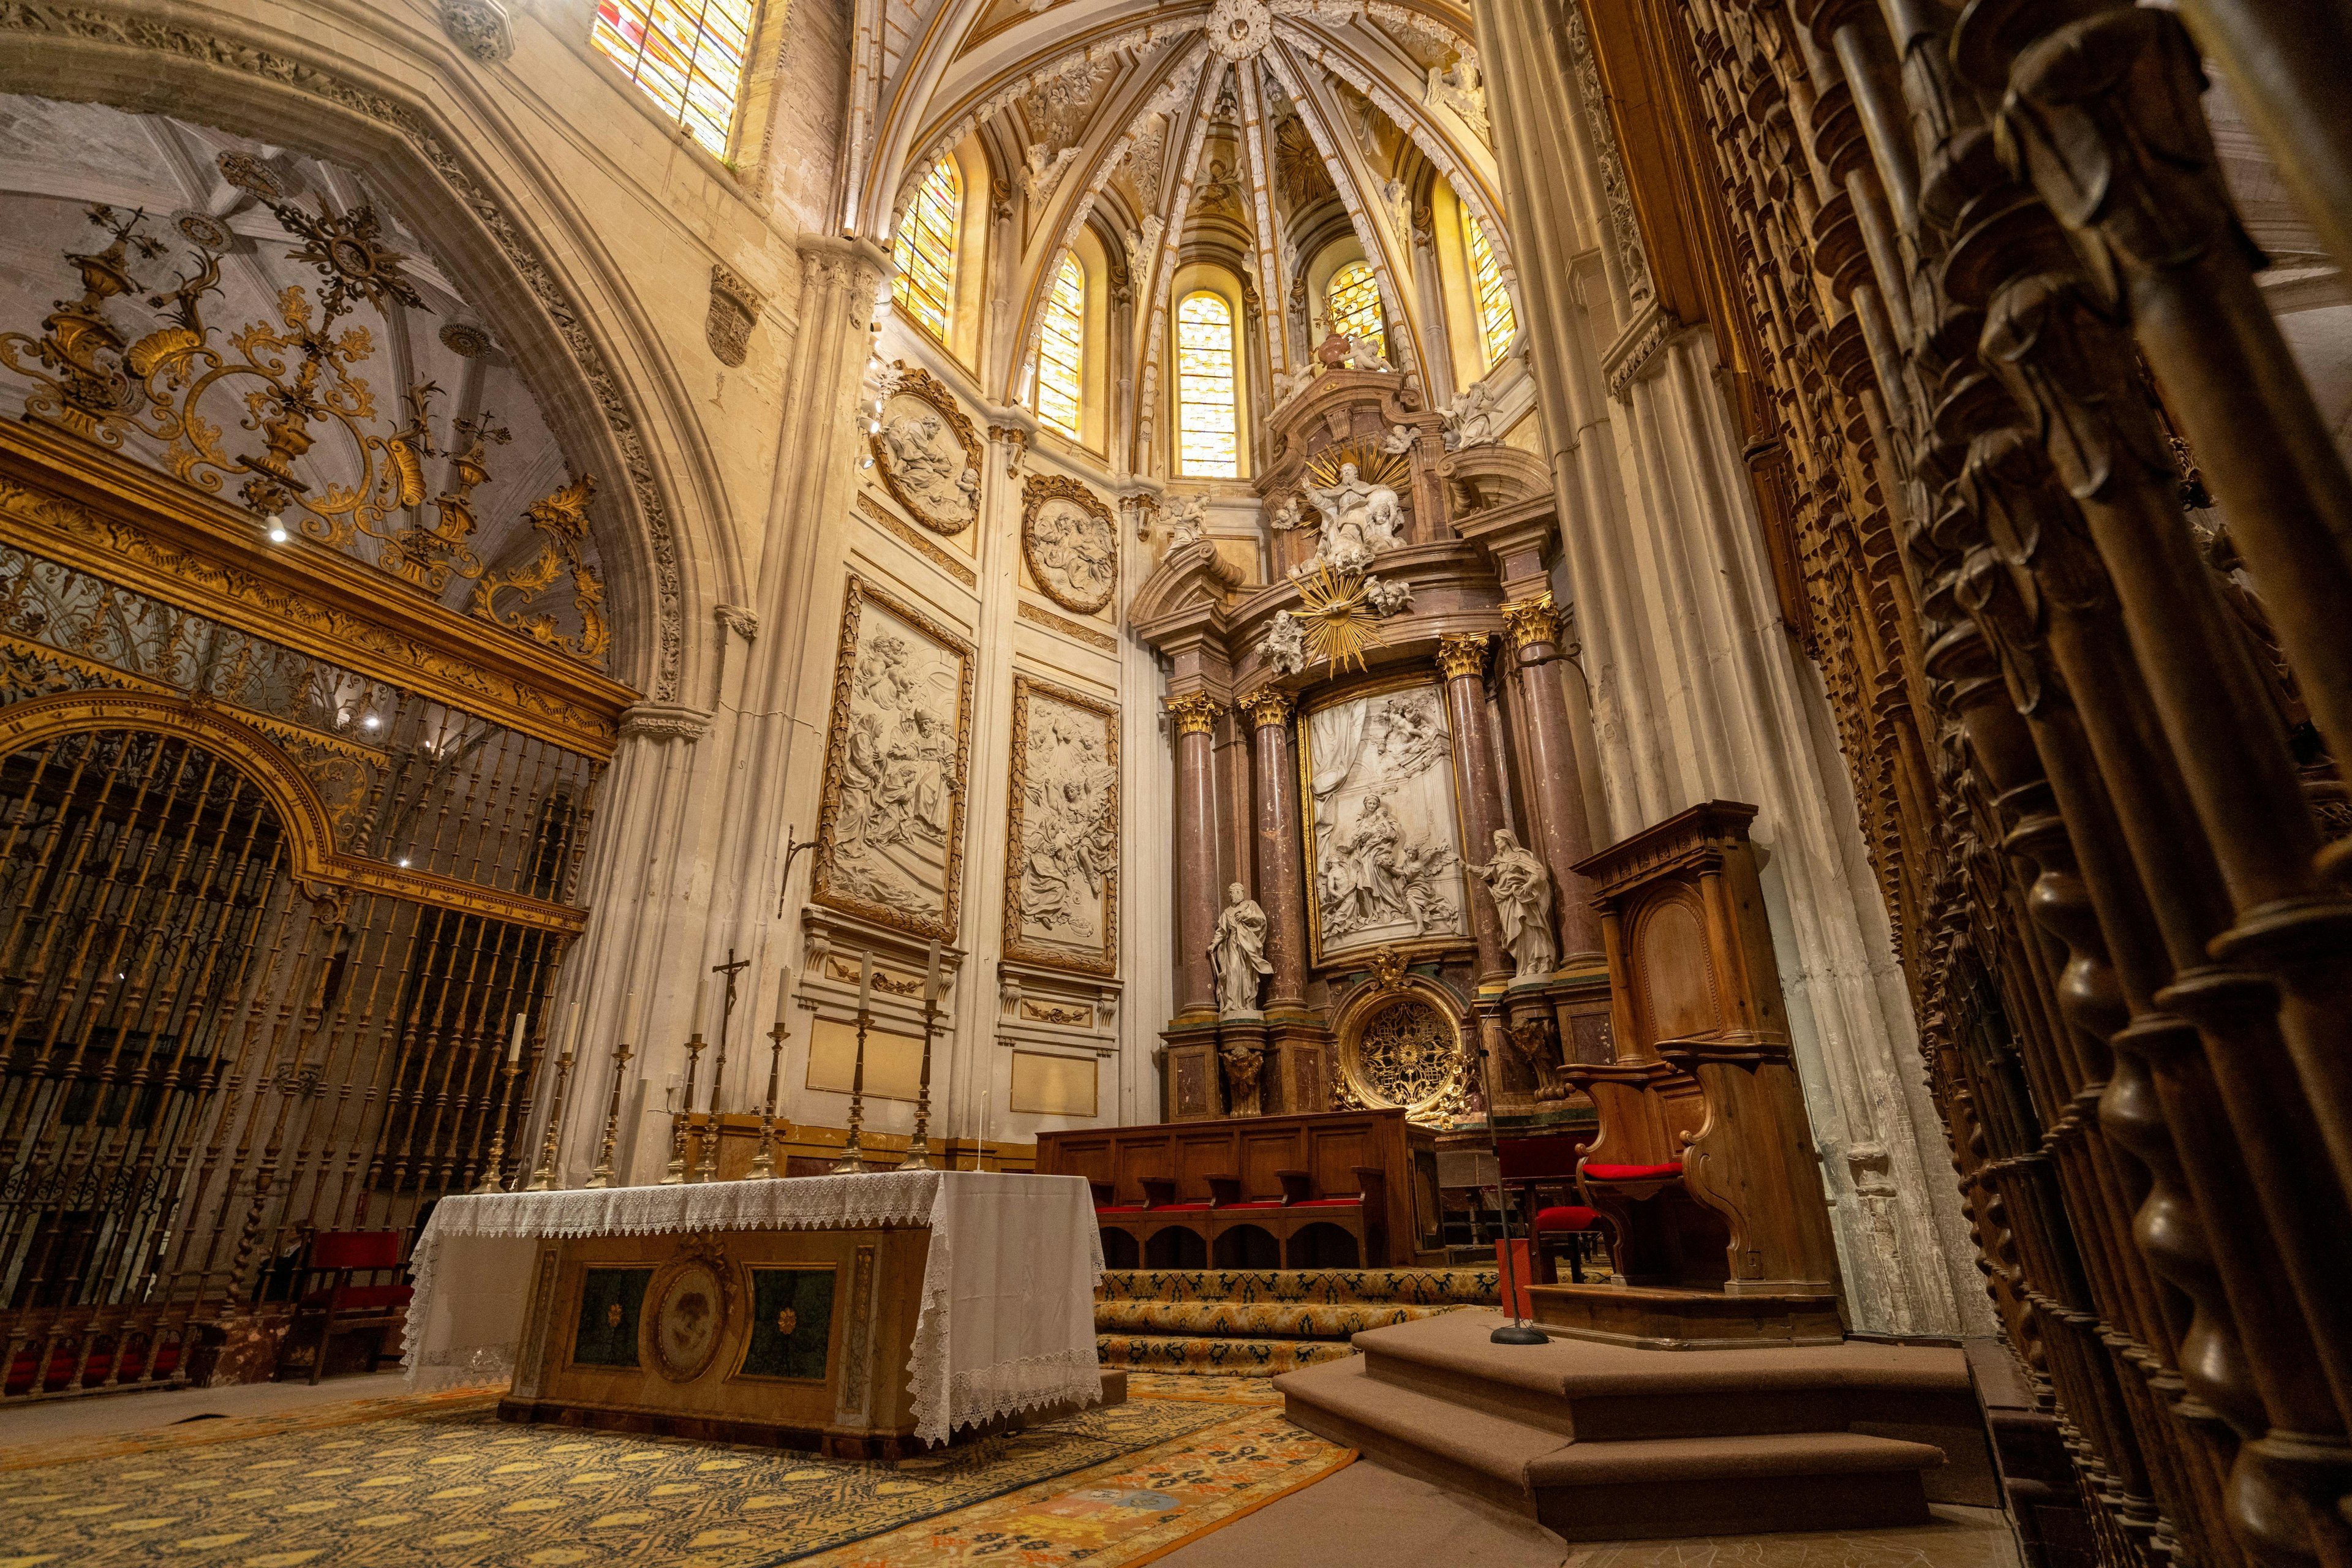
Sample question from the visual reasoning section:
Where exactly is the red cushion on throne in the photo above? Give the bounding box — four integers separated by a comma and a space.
1583, 1161, 1684, 1182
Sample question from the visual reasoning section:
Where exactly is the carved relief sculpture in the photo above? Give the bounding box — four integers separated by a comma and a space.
706, 264, 763, 368
1294, 460, 1406, 576
1002, 675, 1120, 976
812, 575, 975, 940
1211, 883, 1271, 1016
1302, 683, 1469, 962
1221, 1041, 1265, 1116
1468, 827, 1555, 981
869, 363, 984, 535
1020, 474, 1117, 614
1442, 379, 1499, 451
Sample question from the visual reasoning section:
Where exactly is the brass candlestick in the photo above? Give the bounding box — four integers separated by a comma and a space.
473, 1058, 524, 1194
749, 1012, 790, 1180
584, 1041, 635, 1189
525, 1046, 576, 1193
902, 994, 938, 1172
663, 1031, 706, 1186
831, 1003, 872, 1174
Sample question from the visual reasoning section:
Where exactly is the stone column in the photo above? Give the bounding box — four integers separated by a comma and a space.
1240, 687, 1309, 1012
1501, 592, 1603, 963
1439, 634, 1511, 987
1167, 692, 1224, 1022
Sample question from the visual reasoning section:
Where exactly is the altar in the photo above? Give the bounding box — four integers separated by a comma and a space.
401, 1171, 1104, 1456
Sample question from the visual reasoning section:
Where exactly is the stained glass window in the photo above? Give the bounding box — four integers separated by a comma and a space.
1177, 292, 1238, 478
1327, 261, 1385, 347
1463, 209, 1518, 365
891, 158, 962, 341
592, 1, 760, 158
1035, 254, 1085, 439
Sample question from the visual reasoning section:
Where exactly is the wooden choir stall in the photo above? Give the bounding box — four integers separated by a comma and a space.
1534, 801, 1846, 1348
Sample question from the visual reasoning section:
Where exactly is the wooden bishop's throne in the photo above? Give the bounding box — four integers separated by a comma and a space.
1528, 801, 1845, 1348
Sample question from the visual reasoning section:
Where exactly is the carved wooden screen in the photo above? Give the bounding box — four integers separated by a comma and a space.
0, 431, 624, 1401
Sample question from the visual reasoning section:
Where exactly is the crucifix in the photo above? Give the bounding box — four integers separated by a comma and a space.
708, 947, 753, 1119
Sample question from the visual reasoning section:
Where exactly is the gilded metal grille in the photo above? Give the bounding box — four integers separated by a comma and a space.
1341, 994, 1466, 1125
0, 726, 576, 1400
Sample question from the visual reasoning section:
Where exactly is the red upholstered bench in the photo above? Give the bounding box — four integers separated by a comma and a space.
282, 1230, 412, 1384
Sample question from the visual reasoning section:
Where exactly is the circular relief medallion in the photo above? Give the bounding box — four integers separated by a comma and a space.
646, 1257, 728, 1382
1343, 993, 1466, 1125
1205, 0, 1273, 60
1022, 486, 1117, 614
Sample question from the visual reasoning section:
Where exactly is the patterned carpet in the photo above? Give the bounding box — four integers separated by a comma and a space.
1095, 1267, 1498, 1377
0, 1382, 1349, 1567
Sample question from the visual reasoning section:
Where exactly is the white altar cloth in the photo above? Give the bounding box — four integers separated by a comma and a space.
401, 1171, 1105, 1445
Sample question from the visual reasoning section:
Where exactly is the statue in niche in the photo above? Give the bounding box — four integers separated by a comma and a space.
1221, 1041, 1265, 1116
1210, 883, 1271, 1016
1469, 827, 1556, 980
1296, 461, 1403, 575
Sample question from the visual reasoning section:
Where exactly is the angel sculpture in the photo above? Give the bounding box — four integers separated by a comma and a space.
1444, 379, 1500, 451
1344, 328, 1392, 372
1263, 611, 1310, 676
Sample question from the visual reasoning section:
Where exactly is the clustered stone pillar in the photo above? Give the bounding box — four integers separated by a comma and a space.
1438, 634, 1512, 988
1500, 593, 1603, 963
1166, 692, 1224, 1022
1240, 687, 1308, 1012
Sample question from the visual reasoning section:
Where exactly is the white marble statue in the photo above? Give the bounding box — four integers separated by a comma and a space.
1211, 883, 1272, 1016
1296, 461, 1404, 575
1444, 379, 1500, 451
1344, 328, 1392, 372
1380, 423, 1416, 455
1163, 492, 1210, 549
1263, 609, 1309, 675
1469, 827, 1557, 980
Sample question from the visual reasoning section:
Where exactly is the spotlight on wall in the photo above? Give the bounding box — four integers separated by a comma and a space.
361, 714, 381, 731
266, 513, 290, 544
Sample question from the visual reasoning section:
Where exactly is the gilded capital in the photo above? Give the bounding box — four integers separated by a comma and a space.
1239, 685, 1294, 729
1501, 592, 1562, 651
1165, 691, 1224, 735
1436, 633, 1491, 681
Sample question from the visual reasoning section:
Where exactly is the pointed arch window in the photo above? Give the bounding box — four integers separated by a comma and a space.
892, 157, 962, 341
1177, 291, 1239, 478
592, 1, 760, 157
1326, 261, 1385, 346
1463, 210, 1518, 365
1034, 254, 1085, 439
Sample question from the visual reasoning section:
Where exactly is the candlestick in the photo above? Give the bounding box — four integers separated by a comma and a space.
663, 1027, 706, 1186
750, 966, 792, 1180
525, 1027, 577, 1193
833, 981, 873, 1174
585, 987, 637, 1189
474, 1054, 525, 1193
902, 989, 938, 1171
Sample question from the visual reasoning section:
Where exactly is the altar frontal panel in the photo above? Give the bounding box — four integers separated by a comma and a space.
503, 1226, 930, 1455
1300, 680, 1472, 966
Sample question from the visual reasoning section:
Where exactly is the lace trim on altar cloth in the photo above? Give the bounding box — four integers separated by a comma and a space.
402, 1343, 515, 1393
423, 1170, 944, 1240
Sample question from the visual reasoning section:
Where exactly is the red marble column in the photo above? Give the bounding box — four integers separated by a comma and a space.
1241, 687, 1308, 1011
1439, 635, 1512, 987
1501, 593, 1603, 962
1167, 692, 1225, 1021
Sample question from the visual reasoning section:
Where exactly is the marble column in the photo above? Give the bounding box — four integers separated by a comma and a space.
1439, 634, 1511, 988
1241, 687, 1308, 1012
1167, 692, 1224, 1021
1501, 593, 1603, 963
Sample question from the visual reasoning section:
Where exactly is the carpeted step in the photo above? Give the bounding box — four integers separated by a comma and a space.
1098, 1268, 1499, 1308
1096, 1334, 1358, 1377
1277, 1352, 1944, 1541
1095, 1301, 1470, 1340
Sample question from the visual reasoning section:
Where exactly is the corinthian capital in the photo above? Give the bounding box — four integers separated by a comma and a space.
1436, 633, 1491, 681
1239, 685, 1295, 729
1500, 592, 1562, 651
1165, 692, 1224, 735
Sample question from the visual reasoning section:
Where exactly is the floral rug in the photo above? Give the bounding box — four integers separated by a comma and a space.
0, 1380, 1349, 1567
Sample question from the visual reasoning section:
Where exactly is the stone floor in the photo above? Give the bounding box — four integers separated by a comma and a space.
1157, 1453, 2027, 1568
0, 1366, 410, 1443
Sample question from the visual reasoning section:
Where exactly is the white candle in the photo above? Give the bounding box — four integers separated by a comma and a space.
621, 987, 637, 1041
858, 951, 872, 1011
774, 966, 792, 1029
691, 976, 707, 1036
564, 1000, 581, 1060
924, 938, 942, 1002
507, 1011, 526, 1063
